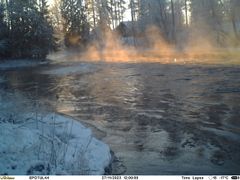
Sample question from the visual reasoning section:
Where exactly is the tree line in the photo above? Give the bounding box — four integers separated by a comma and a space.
0, 0, 240, 59
129, 0, 240, 47
0, 0, 56, 59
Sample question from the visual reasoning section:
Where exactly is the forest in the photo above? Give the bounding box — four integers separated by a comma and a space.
0, 0, 240, 176
0, 0, 240, 60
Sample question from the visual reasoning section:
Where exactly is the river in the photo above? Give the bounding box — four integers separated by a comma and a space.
0, 58, 240, 175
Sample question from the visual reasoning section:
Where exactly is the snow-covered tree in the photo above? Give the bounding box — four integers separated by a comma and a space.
0, 0, 56, 59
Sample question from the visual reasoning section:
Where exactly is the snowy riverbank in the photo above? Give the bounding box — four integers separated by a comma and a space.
0, 59, 48, 70
0, 113, 111, 175
0, 90, 112, 175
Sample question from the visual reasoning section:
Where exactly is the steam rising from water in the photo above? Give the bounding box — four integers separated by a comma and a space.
59, 26, 239, 65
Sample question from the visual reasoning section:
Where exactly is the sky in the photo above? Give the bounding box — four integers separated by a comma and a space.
47, 0, 132, 21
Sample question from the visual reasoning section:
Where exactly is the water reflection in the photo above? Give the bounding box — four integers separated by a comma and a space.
1, 62, 240, 175
86, 64, 141, 108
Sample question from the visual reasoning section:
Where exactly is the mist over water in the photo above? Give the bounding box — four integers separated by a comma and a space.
56, 25, 240, 65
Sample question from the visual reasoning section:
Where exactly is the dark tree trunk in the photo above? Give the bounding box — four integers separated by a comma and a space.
185, 0, 188, 26
91, 0, 96, 28
170, 0, 176, 43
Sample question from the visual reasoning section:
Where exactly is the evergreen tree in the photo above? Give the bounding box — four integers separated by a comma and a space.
0, 0, 56, 59
61, 0, 90, 48
35, 0, 57, 57
0, 3, 9, 58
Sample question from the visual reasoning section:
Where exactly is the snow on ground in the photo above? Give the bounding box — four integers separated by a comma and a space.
0, 113, 111, 175
0, 59, 47, 70
41, 63, 97, 76
0, 91, 111, 175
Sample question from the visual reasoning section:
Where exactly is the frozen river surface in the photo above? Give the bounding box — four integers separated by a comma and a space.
1, 59, 240, 175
